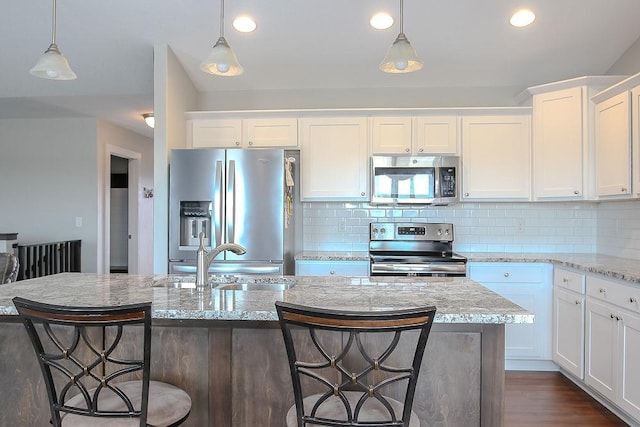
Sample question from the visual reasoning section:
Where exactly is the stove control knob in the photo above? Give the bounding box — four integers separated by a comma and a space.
380, 228, 386, 234
437, 229, 442, 236
372, 228, 378, 234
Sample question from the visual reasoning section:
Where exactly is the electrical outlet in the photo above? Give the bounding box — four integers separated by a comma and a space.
75, 217, 83, 228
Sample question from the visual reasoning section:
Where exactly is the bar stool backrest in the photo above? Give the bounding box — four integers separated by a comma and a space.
12, 297, 153, 427
276, 301, 437, 427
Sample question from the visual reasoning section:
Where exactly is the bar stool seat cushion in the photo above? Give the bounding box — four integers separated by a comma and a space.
60, 380, 192, 427
285, 391, 420, 427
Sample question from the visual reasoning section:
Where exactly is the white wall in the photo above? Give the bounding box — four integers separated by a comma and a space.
153, 44, 199, 273
97, 120, 154, 273
607, 35, 640, 75
303, 202, 597, 254
0, 118, 99, 271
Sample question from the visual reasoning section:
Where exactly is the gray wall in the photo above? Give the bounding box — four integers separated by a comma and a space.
0, 118, 99, 271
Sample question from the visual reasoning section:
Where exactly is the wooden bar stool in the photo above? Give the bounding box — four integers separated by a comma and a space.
276, 301, 436, 427
13, 297, 192, 427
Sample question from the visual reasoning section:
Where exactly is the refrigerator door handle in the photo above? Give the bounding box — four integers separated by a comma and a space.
227, 159, 236, 243
214, 160, 224, 247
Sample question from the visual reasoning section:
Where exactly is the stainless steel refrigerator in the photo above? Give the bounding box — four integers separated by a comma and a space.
169, 148, 297, 275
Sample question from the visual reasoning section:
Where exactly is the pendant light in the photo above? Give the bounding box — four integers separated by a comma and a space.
200, 0, 244, 76
379, 0, 423, 74
30, 0, 77, 80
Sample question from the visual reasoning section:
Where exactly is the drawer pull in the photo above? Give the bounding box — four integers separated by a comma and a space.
503, 272, 510, 278
611, 313, 615, 319
631, 297, 637, 304
575, 300, 581, 305
562, 277, 569, 283
330, 270, 336, 275
599, 288, 607, 294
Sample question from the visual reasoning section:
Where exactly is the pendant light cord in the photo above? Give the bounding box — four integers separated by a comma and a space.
51, 0, 57, 45
219, 0, 225, 38
399, 0, 404, 34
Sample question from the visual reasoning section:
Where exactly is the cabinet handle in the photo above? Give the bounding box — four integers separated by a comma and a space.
611, 313, 615, 319
574, 190, 580, 195
562, 277, 569, 283
361, 192, 365, 197
235, 141, 241, 146
622, 188, 628, 193
631, 297, 637, 303
405, 148, 410, 152
248, 141, 253, 146
575, 300, 581, 305
616, 316, 621, 321
418, 148, 424, 153
330, 270, 336, 275
464, 192, 469, 197
599, 288, 607, 294
503, 272, 510, 277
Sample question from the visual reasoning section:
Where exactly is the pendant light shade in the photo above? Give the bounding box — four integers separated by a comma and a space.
379, 0, 423, 74
30, 0, 77, 80
201, 0, 244, 76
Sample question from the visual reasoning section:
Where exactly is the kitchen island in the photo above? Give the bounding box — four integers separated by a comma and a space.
0, 273, 530, 426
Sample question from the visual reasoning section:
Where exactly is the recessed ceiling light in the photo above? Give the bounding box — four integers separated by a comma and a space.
233, 16, 256, 32
510, 9, 535, 27
370, 12, 394, 30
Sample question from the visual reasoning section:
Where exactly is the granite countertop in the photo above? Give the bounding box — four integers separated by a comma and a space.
296, 251, 640, 284
0, 273, 530, 324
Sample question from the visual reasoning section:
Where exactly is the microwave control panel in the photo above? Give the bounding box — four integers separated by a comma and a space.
439, 167, 456, 198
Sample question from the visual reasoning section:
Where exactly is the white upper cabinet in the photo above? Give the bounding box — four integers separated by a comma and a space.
371, 116, 458, 155
189, 118, 298, 148
632, 85, 640, 198
413, 116, 458, 154
300, 117, 369, 201
371, 117, 412, 154
595, 91, 631, 198
461, 115, 531, 200
532, 87, 586, 199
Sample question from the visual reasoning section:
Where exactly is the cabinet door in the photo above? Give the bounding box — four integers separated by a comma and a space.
585, 298, 618, 401
191, 119, 242, 148
632, 85, 640, 197
295, 260, 369, 276
533, 87, 585, 199
243, 118, 298, 148
300, 118, 369, 201
461, 115, 531, 200
553, 287, 585, 378
619, 310, 640, 420
595, 91, 631, 197
413, 116, 458, 154
371, 117, 412, 154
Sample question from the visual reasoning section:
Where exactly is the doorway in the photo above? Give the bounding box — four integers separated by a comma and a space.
104, 145, 141, 274
110, 155, 129, 273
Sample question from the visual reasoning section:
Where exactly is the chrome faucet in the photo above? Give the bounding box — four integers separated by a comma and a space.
195, 232, 246, 288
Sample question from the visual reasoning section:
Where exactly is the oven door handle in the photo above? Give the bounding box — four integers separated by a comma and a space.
371, 263, 467, 273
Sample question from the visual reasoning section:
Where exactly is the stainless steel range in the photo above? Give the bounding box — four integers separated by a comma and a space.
369, 222, 467, 277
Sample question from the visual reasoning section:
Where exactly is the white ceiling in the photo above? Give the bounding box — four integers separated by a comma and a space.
1, 0, 640, 138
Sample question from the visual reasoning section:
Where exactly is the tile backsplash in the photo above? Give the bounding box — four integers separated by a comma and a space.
597, 200, 640, 259
303, 202, 599, 253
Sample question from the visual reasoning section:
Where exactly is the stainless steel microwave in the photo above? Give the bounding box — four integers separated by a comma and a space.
370, 155, 459, 205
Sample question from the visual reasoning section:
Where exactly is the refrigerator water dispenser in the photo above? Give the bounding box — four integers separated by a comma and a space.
179, 201, 212, 248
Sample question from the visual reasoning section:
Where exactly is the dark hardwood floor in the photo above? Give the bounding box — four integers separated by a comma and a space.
505, 371, 629, 426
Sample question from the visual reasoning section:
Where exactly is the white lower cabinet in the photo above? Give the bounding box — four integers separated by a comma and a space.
295, 260, 369, 277
553, 267, 585, 379
584, 275, 640, 422
468, 262, 553, 369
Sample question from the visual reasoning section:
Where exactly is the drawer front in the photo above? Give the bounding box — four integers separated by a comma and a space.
469, 263, 545, 283
586, 275, 640, 313
296, 260, 369, 277
554, 267, 585, 294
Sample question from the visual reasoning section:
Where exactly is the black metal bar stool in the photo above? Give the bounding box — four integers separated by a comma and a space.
276, 301, 436, 427
13, 297, 191, 427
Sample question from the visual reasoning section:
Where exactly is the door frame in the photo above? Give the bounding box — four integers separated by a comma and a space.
103, 145, 141, 274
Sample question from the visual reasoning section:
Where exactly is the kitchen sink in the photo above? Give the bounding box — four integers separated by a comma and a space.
213, 282, 294, 292
151, 275, 238, 288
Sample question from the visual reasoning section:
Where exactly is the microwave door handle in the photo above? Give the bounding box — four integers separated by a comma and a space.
214, 160, 223, 247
